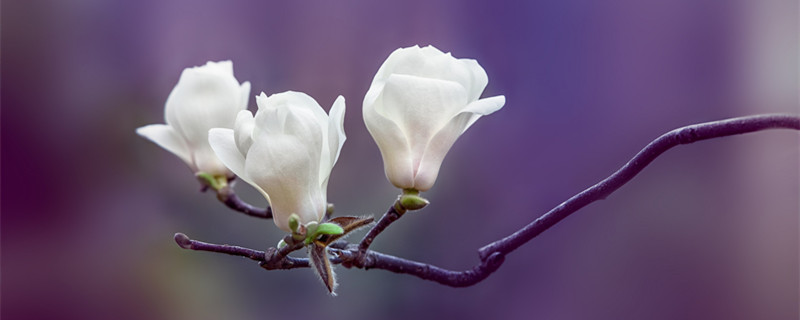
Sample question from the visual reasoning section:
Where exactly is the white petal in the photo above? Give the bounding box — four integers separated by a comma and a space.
200, 60, 234, 76
168, 75, 240, 145
413, 96, 505, 191
192, 145, 232, 176
412, 112, 472, 191
208, 128, 249, 180
371, 45, 477, 100
462, 95, 505, 131
461, 59, 489, 102
136, 124, 193, 168
321, 95, 346, 190
234, 110, 255, 154
257, 91, 328, 131
379, 74, 467, 174
165, 61, 246, 155
239, 81, 251, 110
247, 133, 325, 231
363, 88, 414, 189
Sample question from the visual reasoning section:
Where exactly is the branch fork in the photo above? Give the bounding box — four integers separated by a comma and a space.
175, 114, 800, 291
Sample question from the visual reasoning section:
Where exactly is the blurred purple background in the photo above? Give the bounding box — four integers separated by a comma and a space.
2, 0, 798, 319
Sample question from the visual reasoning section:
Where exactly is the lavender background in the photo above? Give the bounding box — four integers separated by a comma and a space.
2, 1, 798, 319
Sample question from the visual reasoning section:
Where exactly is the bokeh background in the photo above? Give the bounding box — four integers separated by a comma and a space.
2, 0, 798, 319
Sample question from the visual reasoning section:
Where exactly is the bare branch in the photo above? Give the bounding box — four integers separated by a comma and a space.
478, 114, 800, 259
215, 182, 273, 219
174, 233, 265, 261
174, 233, 505, 287
176, 114, 800, 288
357, 203, 404, 258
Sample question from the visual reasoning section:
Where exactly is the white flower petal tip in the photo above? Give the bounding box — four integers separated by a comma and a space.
363, 45, 504, 192
138, 60, 250, 177
212, 90, 347, 232
136, 124, 192, 165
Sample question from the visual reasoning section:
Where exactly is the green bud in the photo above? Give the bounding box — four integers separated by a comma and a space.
304, 221, 319, 245
305, 221, 319, 236
288, 214, 301, 233
399, 193, 429, 211
315, 223, 344, 236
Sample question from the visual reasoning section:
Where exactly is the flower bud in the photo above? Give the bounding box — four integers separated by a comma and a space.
363, 45, 505, 191
137, 61, 251, 178
209, 91, 346, 232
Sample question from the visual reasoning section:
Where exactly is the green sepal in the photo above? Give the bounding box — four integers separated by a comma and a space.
315, 223, 344, 236
399, 192, 429, 211
316, 216, 374, 246
304, 221, 319, 245
196, 172, 227, 191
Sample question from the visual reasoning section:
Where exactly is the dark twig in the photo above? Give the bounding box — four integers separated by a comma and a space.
175, 233, 504, 287
174, 233, 265, 261
216, 183, 273, 219
478, 114, 800, 259
333, 247, 505, 287
176, 114, 800, 288
357, 203, 404, 257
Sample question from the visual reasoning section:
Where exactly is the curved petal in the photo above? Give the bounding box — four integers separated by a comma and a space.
413, 95, 506, 190
192, 146, 231, 177
167, 61, 245, 151
234, 110, 255, 154
136, 124, 192, 168
246, 133, 325, 231
256, 91, 328, 132
462, 95, 506, 131
461, 59, 489, 102
239, 81, 251, 110
166, 73, 240, 148
412, 112, 472, 191
209, 128, 248, 181
321, 95, 346, 190
372, 45, 478, 100
363, 88, 414, 189
379, 74, 467, 175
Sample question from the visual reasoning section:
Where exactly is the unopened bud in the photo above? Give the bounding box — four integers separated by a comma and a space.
399, 191, 429, 211
288, 213, 301, 233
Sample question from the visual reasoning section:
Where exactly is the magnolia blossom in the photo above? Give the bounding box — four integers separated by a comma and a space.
363, 45, 505, 192
136, 61, 251, 177
209, 91, 346, 232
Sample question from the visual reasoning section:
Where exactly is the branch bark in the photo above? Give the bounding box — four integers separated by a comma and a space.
478, 114, 800, 259
176, 114, 800, 287
215, 182, 273, 219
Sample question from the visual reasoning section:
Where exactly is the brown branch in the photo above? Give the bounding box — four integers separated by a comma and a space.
478, 114, 800, 259
215, 182, 273, 219
175, 233, 504, 287
357, 203, 404, 258
176, 114, 800, 288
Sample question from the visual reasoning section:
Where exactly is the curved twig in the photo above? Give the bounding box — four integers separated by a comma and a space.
216, 182, 273, 219
175, 233, 504, 287
357, 204, 404, 256
478, 114, 800, 259
176, 114, 800, 288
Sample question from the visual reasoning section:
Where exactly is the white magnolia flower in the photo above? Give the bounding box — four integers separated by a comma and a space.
209, 91, 346, 232
137, 61, 251, 177
363, 45, 505, 192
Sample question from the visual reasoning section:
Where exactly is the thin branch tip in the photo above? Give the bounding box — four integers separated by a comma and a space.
174, 233, 192, 249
